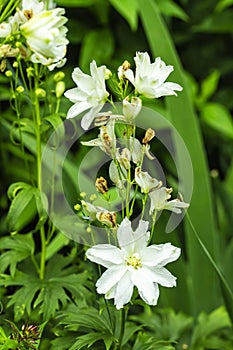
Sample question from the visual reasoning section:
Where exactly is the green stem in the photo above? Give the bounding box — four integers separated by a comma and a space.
118, 307, 126, 349
187, 213, 233, 303
33, 64, 46, 280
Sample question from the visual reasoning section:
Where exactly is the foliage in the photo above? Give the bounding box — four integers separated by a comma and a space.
0, 0, 233, 349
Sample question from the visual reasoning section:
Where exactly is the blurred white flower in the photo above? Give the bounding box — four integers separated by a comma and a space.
64, 60, 109, 129
21, 7, 68, 70
149, 187, 189, 214
86, 217, 181, 309
135, 167, 162, 194
123, 51, 183, 98
123, 96, 142, 121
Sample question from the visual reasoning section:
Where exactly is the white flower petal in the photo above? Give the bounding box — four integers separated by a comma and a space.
131, 268, 160, 306
147, 266, 177, 287
117, 218, 135, 253
66, 101, 92, 119
96, 265, 126, 294
114, 271, 134, 309
133, 220, 150, 251
86, 244, 123, 268
141, 243, 181, 267
81, 104, 103, 130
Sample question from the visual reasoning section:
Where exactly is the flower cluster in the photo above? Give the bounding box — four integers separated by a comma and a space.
65, 51, 183, 129
87, 218, 181, 309
0, 0, 68, 70
69, 52, 189, 308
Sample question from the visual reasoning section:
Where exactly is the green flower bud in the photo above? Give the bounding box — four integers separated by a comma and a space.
35, 88, 46, 98
16, 86, 24, 94
55, 81, 65, 98
13, 61, 18, 68
5, 70, 12, 78
53, 71, 65, 82
26, 67, 34, 78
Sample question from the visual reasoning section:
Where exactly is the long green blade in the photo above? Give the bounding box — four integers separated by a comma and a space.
138, 0, 219, 314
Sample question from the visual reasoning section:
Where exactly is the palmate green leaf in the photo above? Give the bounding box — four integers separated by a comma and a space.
0, 254, 91, 321
130, 308, 193, 341
0, 232, 34, 276
133, 332, 175, 350
69, 332, 114, 350
191, 306, 232, 349
57, 303, 116, 350
109, 0, 138, 30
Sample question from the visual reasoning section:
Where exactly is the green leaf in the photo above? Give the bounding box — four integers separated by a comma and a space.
133, 332, 175, 350
6, 184, 38, 233
216, 0, 233, 12
139, 0, 220, 315
70, 332, 114, 350
45, 232, 70, 260
191, 307, 232, 348
109, 0, 138, 30
6, 182, 48, 234
201, 102, 233, 139
130, 308, 193, 341
42, 114, 65, 149
155, 0, 189, 22
0, 233, 34, 276
55, 0, 96, 6
79, 29, 114, 72
193, 10, 233, 33
197, 70, 220, 106
0, 255, 91, 321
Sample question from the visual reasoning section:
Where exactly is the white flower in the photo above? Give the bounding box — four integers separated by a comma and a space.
86, 218, 181, 309
64, 60, 109, 130
149, 187, 189, 214
20, 7, 68, 70
135, 167, 162, 194
123, 51, 183, 98
123, 96, 142, 121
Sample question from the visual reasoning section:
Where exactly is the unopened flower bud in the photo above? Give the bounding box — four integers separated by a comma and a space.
35, 88, 46, 98
104, 68, 112, 80
80, 192, 86, 198
13, 61, 18, 68
74, 203, 81, 211
55, 81, 65, 98
53, 71, 65, 82
142, 128, 155, 144
5, 70, 12, 77
16, 86, 24, 94
96, 176, 108, 194
86, 226, 92, 233
26, 67, 34, 78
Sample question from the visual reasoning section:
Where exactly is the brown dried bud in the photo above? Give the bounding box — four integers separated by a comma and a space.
97, 210, 117, 228
122, 60, 131, 71
142, 128, 155, 144
95, 176, 108, 194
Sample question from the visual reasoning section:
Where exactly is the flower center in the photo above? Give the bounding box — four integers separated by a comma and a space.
125, 253, 142, 269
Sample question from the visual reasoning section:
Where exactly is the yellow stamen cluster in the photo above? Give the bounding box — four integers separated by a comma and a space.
125, 253, 142, 269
